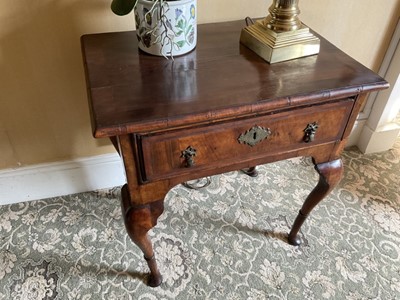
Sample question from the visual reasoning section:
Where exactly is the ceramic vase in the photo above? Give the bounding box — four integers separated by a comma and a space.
135, 0, 197, 56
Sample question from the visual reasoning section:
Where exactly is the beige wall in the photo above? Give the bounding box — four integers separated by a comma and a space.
0, 0, 399, 169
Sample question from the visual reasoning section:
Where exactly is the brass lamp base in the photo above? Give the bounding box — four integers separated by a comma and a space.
240, 20, 320, 64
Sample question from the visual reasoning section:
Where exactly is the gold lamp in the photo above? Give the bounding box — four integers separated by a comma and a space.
240, 0, 320, 63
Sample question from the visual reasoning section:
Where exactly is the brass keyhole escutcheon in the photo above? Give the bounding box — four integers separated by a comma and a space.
303, 122, 319, 143
238, 126, 272, 147
181, 146, 197, 167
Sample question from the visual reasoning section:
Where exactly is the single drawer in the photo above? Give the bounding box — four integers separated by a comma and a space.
138, 99, 353, 181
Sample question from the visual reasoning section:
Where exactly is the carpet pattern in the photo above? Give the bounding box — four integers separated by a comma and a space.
1, 139, 399, 299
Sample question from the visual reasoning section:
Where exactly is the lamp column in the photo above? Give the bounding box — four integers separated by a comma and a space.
263, 0, 301, 32
240, 0, 320, 63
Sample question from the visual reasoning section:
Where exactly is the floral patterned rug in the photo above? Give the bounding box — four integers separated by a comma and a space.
1, 138, 400, 300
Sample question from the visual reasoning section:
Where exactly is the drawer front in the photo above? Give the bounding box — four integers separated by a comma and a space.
139, 99, 353, 181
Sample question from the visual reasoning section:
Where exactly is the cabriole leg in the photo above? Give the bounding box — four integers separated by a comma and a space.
121, 185, 164, 287
288, 159, 343, 246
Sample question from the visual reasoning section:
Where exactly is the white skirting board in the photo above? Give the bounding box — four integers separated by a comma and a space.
0, 153, 126, 205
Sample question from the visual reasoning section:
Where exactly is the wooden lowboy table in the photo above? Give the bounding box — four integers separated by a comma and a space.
81, 20, 388, 287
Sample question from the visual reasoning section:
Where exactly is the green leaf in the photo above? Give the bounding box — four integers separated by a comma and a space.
177, 19, 184, 29
176, 40, 186, 48
111, 0, 136, 16
185, 25, 193, 36
175, 30, 184, 37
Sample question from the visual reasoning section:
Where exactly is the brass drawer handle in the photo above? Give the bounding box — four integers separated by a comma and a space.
303, 122, 319, 143
181, 146, 197, 167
